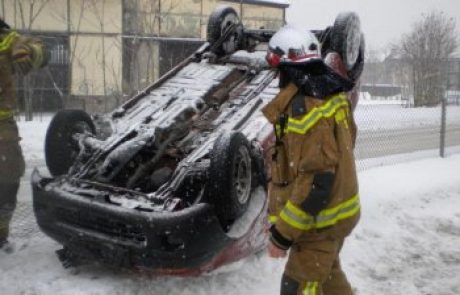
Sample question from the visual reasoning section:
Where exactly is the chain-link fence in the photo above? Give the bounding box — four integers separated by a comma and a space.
354, 95, 460, 170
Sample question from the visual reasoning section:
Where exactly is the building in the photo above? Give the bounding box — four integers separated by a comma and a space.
447, 50, 460, 91
1, 0, 289, 113
446, 51, 460, 105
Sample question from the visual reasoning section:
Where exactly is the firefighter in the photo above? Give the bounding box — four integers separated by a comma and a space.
0, 17, 48, 251
262, 25, 361, 295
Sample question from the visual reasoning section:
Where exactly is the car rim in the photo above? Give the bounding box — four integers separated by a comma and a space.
346, 21, 361, 69
221, 13, 240, 54
233, 146, 252, 205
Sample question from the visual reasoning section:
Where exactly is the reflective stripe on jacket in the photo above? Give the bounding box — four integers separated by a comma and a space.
0, 31, 18, 52
269, 194, 360, 230
279, 93, 349, 136
0, 109, 14, 120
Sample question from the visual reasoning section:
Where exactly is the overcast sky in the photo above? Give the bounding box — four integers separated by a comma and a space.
286, 0, 460, 51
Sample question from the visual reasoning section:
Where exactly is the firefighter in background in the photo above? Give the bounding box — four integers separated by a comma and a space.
262, 26, 361, 295
0, 17, 48, 250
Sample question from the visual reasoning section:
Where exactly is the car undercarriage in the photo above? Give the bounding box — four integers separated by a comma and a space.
32, 6, 365, 274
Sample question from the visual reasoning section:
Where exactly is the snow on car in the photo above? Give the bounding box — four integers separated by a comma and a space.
31, 6, 365, 275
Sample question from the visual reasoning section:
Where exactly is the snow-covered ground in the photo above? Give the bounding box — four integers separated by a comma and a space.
16, 115, 51, 163
355, 102, 460, 131
1, 105, 459, 295
1, 154, 459, 295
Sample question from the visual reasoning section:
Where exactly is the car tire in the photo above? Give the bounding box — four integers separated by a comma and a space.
207, 6, 243, 56
348, 33, 365, 82
45, 110, 95, 176
206, 132, 253, 228
330, 12, 362, 71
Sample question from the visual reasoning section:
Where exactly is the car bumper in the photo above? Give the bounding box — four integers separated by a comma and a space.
31, 170, 232, 273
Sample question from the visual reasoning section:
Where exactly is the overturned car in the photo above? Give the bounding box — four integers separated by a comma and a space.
32, 6, 365, 275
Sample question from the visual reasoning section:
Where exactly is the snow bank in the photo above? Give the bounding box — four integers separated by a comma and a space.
344, 155, 460, 295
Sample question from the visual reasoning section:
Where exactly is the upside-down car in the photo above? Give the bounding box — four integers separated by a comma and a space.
32, 6, 365, 275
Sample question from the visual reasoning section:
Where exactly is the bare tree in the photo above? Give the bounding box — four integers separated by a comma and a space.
122, 0, 180, 97
16, 0, 52, 30
361, 47, 388, 87
393, 11, 458, 107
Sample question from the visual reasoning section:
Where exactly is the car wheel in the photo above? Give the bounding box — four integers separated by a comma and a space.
348, 33, 365, 82
207, 5, 243, 56
330, 12, 362, 71
45, 109, 95, 176
206, 132, 253, 228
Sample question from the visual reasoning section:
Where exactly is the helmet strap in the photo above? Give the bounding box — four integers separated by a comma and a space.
278, 69, 290, 89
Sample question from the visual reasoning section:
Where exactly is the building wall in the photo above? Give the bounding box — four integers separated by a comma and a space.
161, 0, 202, 37
241, 3, 284, 30
69, 0, 122, 34
123, 0, 160, 35
1, 0, 124, 106
123, 0, 284, 38
1, 0, 67, 31
70, 35, 122, 97
1, 0, 286, 112
68, 0, 123, 105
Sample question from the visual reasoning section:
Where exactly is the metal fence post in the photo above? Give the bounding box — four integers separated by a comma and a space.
440, 97, 447, 158
24, 75, 33, 121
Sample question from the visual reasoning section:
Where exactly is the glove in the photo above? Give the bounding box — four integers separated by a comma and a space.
12, 41, 48, 74
30, 42, 49, 68
12, 44, 33, 75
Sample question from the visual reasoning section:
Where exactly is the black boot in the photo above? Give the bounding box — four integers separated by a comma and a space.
0, 181, 19, 254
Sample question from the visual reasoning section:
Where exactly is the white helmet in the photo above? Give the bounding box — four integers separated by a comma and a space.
266, 25, 321, 67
